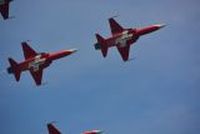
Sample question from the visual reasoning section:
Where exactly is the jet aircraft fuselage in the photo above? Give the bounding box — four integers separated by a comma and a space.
95, 18, 165, 61
8, 50, 74, 73
7, 42, 77, 86
47, 123, 103, 134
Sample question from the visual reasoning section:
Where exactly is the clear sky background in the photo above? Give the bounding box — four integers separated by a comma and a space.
0, 0, 200, 134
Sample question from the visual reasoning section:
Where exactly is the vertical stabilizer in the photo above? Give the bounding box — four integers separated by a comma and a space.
95, 34, 108, 57
7, 58, 21, 81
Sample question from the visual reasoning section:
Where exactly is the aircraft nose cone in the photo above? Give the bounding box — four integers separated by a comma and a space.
94, 130, 103, 134
84, 129, 104, 134
69, 48, 78, 53
154, 23, 166, 29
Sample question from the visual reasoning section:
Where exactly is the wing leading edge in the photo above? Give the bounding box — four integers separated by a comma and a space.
22, 42, 37, 59
30, 69, 43, 86
117, 44, 130, 61
47, 123, 61, 134
109, 18, 124, 35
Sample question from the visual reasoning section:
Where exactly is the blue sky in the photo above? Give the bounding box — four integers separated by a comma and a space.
0, 0, 200, 134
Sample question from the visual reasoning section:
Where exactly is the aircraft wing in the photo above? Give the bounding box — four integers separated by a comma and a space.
30, 69, 43, 86
22, 42, 37, 59
109, 18, 124, 35
47, 123, 61, 134
0, 2, 9, 19
117, 44, 130, 61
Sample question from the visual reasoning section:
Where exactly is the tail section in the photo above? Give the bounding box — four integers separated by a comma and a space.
7, 58, 21, 81
95, 34, 108, 57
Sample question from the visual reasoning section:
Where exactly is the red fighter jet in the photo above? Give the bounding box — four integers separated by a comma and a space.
94, 17, 165, 61
47, 123, 103, 134
7, 42, 77, 86
0, 0, 13, 20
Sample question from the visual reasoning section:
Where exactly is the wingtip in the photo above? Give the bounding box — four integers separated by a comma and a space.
109, 14, 120, 20
21, 41, 28, 47
102, 52, 107, 58
123, 58, 129, 62
47, 121, 56, 126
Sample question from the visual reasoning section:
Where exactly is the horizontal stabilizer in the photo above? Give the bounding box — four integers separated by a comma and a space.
7, 58, 21, 81
95, 34, 108, 57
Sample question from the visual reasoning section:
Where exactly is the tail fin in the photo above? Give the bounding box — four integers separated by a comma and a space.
95, 34, 108, 57
7, 58, 21, 81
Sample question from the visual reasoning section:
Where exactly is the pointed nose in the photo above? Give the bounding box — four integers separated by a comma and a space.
93, 130, 103, 134
48, 49, 78, 61
69, 48, 78, 53
154, 23, 166, 29
84, 129, 104, 134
